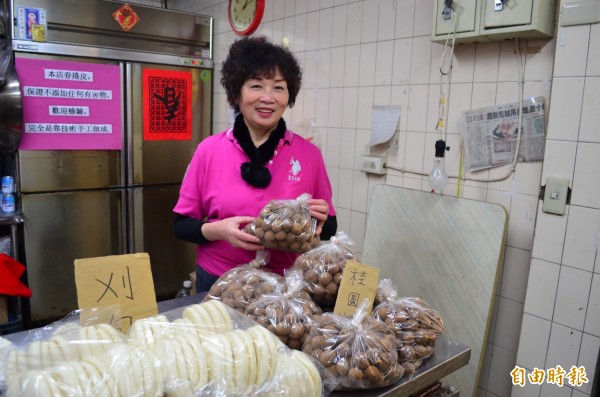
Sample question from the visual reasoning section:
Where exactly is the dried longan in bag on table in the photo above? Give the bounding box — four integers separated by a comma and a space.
203, 251, 284, 314
291, 231, 359, 309
372, 279, 445, 376
302, 299, 404, 390
244, 193, 320, 254
246, 270, 323, 350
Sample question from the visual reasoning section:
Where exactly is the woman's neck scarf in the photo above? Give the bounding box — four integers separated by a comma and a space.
233, 113, 286, 188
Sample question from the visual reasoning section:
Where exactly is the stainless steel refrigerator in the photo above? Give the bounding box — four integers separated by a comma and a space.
7, 0, 213, 325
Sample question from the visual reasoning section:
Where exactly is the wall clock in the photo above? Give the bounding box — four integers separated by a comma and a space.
228, 0, 265, 36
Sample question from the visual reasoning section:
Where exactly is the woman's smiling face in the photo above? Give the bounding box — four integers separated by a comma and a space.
237, 69, 289, 139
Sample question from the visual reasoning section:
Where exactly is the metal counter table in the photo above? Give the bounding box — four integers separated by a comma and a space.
159, 294, 472, 397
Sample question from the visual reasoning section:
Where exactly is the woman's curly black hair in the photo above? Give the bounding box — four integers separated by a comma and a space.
220, 36, 302, 113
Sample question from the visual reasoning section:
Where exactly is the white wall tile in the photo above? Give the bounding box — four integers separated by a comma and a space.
474, 43, 500, 83
305, 11, 320, 51
516, 313, 551, 369
587, 23, 600, 76
546, 77, 584, 141
317, 48, 332, 88
576, 333, 600, 395
327, 88, 344, 128
554, 266, 592, 330
330, 47, 346, 88
412, 0, 432, 37
315, 88, 330, 130
294, 14, 308, 52
406, 85, 429, 132
500, 247, 532, 303
360, 0, 379, 43
492, 297, 524, 352
531, 207, 568, 265
409, 36, 432, 84
585, 273, 600, 337
377, 0, 395, 41
541, 141, 578, 192
351, 170, 369, 212
318, 8, 333, 49
375, 41, 394, 86
571, 143, 600, 208
343, 45, 361, 86
446, 83, 473, 135
445, 44, 476, 84
392, 38, 413, 85
339, 128, 357, 169
337, 168, 354, 209
524, 259, 560, 320
510, 162, 543, 197
404, 131, 426, 172
563, 206, 600, 273
283, 17, 296, 50
345, 1, 362, 45
554, 25, 590, 77
373, 86, 391, 106
539, 382, 574, 397
331, 5, 348, 47
336, 207, 351, 232
294, 0, 308, 15
341, 87, 359, 129
390, 85, 409, 131
359, 43, 377, 87
546, 322, 582, 372
478, 342, 493, 390
524, 39, 556, 82
356, 86, 374, 129
327, 164, 339, 208
394, 0, 415, 39
507, 194, 538, 251
325, 127, 342, 167
511, 379, 541, 397
487, 345, 517, 397
471, 82, 498, 108
579, 77, 600, 143
349, 208, 367, 252
498, 40, 522, 83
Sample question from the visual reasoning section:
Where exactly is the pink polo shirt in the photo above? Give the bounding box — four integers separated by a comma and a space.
173, 128, 335, 276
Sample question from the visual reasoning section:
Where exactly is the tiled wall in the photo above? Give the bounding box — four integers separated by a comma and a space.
127, 0, 598, 395
511, 1, 600, 396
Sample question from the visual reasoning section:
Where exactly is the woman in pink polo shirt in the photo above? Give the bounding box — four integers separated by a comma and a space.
173, 36, 337, 293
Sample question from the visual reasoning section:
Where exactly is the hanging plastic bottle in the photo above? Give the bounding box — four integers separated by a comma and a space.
175, 280, 192, 298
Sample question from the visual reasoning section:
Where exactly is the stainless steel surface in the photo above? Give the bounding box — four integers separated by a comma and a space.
10, 0, 213, 324
129, 62, 212, 186
0, 40, 22, 149
130, 185, 197, 300
21, 189, 124, 322
11, 0, 212, 67
362, 186, 507, 397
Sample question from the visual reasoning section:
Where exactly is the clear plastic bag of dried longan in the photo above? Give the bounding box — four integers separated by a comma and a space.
202, 251, 285, 314
302, 299, 405, 390
246, 270, 323, 350
244, 193, 320, 254
371, 279, 445, 376
290, 231, 359, 309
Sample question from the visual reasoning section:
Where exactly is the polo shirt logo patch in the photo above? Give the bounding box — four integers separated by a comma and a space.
288, 157, 301, 181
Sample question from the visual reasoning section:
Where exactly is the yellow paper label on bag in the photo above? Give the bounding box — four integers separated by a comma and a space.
74, 253, 158, 333
333, 260, 380, 317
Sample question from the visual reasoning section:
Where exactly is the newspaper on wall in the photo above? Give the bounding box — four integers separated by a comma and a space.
460, 96, 546, 171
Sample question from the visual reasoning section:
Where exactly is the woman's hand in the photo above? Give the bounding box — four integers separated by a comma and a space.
308, 199, 329, 235
201, 216, 263, 251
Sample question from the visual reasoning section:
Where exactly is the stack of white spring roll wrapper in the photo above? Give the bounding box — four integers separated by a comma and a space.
0, 299, 330, 396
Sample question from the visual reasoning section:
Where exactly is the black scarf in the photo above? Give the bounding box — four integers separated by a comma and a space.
233, 114, 286, 188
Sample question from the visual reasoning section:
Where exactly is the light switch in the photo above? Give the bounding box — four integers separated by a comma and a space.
542, 176, 569, 215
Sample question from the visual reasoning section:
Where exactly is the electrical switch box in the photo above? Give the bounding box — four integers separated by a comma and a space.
361, 155, 387, 175
542, 176, 569, 215
432, 0, 557, 44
